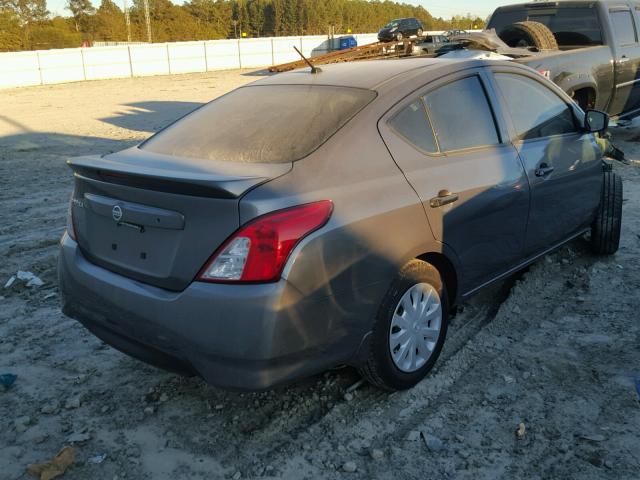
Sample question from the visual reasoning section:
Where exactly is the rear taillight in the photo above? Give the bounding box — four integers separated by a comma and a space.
66, 191, 77, 241
197, 200, 333, 283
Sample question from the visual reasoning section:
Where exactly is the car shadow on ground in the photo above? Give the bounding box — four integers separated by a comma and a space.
98, 101, 205, 134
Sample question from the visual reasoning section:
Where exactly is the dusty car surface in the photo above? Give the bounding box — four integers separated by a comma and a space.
58, 58, 622, 391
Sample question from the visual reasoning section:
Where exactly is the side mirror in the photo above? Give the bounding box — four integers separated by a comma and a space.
584, 109, 609, 133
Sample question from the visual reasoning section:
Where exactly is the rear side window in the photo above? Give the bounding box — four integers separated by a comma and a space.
423, 76, 500, 152
141, 85, 376, 164
610, 10, 638, 46
488, 6, 603, 46
389, 100, 437, 153
494, 73, 577, 140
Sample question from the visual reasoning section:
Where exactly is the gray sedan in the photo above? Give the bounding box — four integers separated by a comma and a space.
58, 58, 622, 391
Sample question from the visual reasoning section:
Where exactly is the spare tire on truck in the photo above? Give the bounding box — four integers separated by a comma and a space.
499, 21, 558, 50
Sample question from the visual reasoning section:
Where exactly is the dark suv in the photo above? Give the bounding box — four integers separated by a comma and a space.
378, 18, 424, 42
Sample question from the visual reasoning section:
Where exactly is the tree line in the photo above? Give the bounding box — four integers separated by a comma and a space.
0, 0, 485, 52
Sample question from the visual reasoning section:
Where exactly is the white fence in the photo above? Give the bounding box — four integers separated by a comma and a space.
0, 33, 383, 89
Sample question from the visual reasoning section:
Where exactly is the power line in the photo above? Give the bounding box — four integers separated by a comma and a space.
142, 0, 152, 42
123, 0, 131, 42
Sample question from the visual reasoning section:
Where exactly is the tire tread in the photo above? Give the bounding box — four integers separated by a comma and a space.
592, 171, 622, 255
504, 21, 559, 50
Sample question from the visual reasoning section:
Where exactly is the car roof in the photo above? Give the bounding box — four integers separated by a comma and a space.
252, 58, 523, 91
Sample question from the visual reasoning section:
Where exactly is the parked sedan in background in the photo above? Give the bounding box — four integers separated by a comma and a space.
378, 17, 424, 41
415, 35, 459, 55
59, 58, 622, 392
445, 29, 468, 37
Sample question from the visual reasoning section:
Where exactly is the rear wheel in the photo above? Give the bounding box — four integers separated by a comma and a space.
591, 171, 623, 255
499, 21, 558, 50
360, 260, 449, 390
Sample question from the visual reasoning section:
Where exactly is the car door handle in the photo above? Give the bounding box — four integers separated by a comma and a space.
618, 56, 630, 64
430, 190, 459, 208
535, 164, 555, 177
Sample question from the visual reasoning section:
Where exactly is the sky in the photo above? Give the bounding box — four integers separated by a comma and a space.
46, 0, 516, 21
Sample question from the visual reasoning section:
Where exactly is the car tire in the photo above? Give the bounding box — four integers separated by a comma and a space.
359, 259, 449, 391
591, 171, 623, 255
499, 21, 558, 50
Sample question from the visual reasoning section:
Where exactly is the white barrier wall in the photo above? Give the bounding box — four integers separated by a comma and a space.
38, 48, 85, 85
168, 42, 207, 74
205, 39, 241, 70
272, 36, 304, 65
0, 32, 452, 89
0, 52, 41, 88
129, 43, 170, 76
82, 46, 131, 80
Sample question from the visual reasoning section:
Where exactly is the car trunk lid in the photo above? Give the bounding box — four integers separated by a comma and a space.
68, 147, 292, 291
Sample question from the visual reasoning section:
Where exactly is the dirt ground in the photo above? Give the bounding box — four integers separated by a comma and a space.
1, 70, 639, 480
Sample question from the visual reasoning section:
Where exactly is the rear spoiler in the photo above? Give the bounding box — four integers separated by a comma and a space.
67, 149, 292, 199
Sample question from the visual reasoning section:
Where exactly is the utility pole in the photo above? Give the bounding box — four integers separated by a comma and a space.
142, 0, 152, 43
123, 0, 132, 43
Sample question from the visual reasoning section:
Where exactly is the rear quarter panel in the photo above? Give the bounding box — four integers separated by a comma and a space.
239, 97, 441, 306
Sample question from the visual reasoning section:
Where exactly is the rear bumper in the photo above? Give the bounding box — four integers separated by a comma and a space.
58, 233, 376, 390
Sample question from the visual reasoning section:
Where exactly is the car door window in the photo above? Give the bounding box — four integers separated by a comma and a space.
422, 76, 500, 151
494, 73, 577, 140
388, 100, 438, 153
610, 10, 638, 45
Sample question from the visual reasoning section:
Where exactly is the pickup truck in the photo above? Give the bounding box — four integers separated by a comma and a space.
476, 0, 640, 118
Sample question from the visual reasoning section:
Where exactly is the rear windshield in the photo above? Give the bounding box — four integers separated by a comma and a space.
141, 85, 376, 164
488, 6, 602, 46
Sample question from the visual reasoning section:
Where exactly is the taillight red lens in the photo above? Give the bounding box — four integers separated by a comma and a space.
198, 200, 333, 283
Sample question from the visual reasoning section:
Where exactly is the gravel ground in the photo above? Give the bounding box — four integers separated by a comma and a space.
1, 71, 639, 480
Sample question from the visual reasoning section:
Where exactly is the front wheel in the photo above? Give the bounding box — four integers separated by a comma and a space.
359, 260, 449, 391
591, 171, 622, 255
